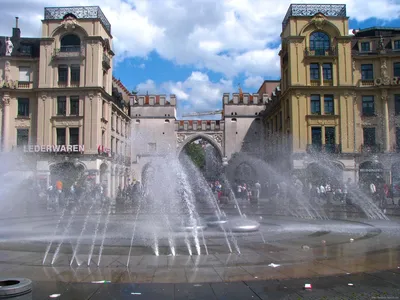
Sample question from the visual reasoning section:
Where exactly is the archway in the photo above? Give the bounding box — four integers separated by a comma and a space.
391, 162, 400, 197
49, 161, 85, 190
178, 135, 223, 182
141, 163, 156, 188
234, 162, 257, 185
359, 160, 384, 187
100, 163, 108, 185
306, 161, 343, 187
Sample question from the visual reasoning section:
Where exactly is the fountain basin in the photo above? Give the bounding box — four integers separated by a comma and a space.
223, 217, 260, 232
173, 219, 208, 232
0, 278, 32, 299
205, 215, 228, 226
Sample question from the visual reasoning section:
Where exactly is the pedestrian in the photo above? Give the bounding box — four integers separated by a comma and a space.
254, 181, 261, 201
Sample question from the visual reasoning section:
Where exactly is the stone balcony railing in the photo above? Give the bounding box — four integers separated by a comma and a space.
18, 81, 33, 89
306, 144, 341, 154
361, 144, 382, 154
176, 120, 224, 131
53, 46, 85, 60
304, 47, 338, 57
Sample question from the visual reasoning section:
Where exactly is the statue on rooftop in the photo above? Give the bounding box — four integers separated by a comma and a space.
5, 37, 13, 56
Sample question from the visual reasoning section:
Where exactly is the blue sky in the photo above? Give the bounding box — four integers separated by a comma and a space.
0, 0, 399, 118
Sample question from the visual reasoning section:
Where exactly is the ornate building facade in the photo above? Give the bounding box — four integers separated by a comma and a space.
263, 4, 400, 188
0, 7, 131, 198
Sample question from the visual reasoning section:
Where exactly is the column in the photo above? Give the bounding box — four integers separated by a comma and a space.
320, 64, 324, 86
383, 91, 390, 152
2, 95, 10, 152
67, 65, 71, 87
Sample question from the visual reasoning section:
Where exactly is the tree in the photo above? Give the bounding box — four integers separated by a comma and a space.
185, 142, 205, 169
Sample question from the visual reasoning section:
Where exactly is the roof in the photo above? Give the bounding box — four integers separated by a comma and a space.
0, 32, 40, 58
354, 27, 400, 38
44, 6, 111, 35
112, 77, 132, 97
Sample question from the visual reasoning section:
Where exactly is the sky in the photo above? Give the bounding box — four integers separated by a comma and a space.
0, 0, 399, 118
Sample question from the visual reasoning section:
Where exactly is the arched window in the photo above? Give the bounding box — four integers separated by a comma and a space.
310, 32, 330, 54
60, 34, 81, 52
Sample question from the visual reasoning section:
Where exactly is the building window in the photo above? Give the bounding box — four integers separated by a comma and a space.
322, 63, 332, 80
18, 67, 30, 82
394, 62, 400, 77
310, 63, 319, 79
360, 42, 370, 52
56, 128, 66, 145
396, 128, 400, 151
324, 95, 334, 115
311, 127, 322, 151
361, 64, 373, 80
394, 40, 400, 50
310, 32, 330, 55
69, 128, 79, 145
60, 34, 81, 52
57, 96, 67, 115
310, 94, 321, 115
395, 95, 400, 115
16, 129, 29, 147
58, 65, 68, 83
325, 127, 336, 153
70, 65, 80, 84
17, 98, 29, 117
363, 127, 376, 146
362, 96, 375, 116
70, 96, 79, 115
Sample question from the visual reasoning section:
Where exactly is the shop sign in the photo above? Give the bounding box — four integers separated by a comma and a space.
98, 145, 111, 157
23, 145, 84, 153
374, 76, 400, 86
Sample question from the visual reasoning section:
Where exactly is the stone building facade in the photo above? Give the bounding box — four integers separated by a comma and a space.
0, 7, 131, 198
262, 4, 400, 188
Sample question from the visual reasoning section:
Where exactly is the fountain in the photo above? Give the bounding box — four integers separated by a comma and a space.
0, 141, 393, 270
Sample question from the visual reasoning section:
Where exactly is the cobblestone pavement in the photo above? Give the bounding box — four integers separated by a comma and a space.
0, 201, 400, 299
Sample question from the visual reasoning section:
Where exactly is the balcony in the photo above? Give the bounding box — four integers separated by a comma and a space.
53, 46, 85, 60
306, 144, 341, 154
304, 47, 337, 57
361, 144, 382, 154
360, 79, 374, 87
17, 81, 33, 89
102, 53, 111, 70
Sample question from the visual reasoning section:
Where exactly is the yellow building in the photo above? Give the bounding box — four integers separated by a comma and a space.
263, 4, 400, 188
0, 7, 131, 198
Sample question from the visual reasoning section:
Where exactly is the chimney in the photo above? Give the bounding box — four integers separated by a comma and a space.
12, 17, 21, 39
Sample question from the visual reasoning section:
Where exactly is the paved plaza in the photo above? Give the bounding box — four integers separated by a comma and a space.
1, 200, 400, 299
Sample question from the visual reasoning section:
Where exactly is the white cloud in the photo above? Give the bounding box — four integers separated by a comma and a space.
136, 72, 235, 118
244, 75, 264, 89
136, 79, 157, 94
1, 0, 398, 79
1, 0, 398, 113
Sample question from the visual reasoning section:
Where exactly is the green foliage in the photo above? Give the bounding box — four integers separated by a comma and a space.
185, 142, 205, 169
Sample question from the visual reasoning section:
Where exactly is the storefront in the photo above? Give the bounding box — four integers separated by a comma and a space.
358, 160, 384, 186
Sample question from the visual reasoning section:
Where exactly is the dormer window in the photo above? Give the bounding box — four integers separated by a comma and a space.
60, 34, 80, 52
310, 32, 330, 55
394, 40, 400, 50
360, 41, 370, 52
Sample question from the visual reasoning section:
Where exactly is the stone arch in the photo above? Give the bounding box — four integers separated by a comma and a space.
177, 133, 223, 159
234, 162, 257, 184
51, 24, 89, 40
99, 162, 109, 185
359, 160, 384, 185
49, 160, 87, 188
141, 162, 156, 187
306, 161, 344, 186
300, 16, 341, 38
